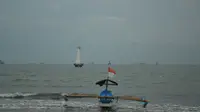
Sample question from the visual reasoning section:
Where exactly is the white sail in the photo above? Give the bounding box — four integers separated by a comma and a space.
75, 46, 81, 64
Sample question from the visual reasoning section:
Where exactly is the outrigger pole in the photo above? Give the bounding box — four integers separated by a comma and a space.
63, 93, 149, 108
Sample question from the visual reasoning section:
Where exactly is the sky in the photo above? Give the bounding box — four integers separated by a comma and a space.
0, 0, 200, 64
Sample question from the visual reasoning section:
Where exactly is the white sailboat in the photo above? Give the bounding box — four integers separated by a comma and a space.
74, 46, 84, 67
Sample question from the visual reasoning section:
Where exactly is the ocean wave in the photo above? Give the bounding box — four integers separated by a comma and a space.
0, 93, 37, 99
43, 85, 83, 88
151, 81, 167, 85
0, 93, 200, 111
12, 78, 37, 82
0, 100, 199, 112
0, 92, 62, 100
11, 84, 37, 87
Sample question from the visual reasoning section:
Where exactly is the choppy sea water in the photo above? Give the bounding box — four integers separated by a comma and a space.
0, 64, 200, 112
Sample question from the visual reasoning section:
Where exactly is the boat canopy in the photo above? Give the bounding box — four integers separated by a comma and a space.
96, 79, 118, 86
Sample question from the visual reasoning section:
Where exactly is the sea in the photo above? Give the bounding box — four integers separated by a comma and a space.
0, 64, 200, 112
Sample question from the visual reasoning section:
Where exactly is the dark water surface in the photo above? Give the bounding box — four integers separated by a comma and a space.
0, 64, 200, 112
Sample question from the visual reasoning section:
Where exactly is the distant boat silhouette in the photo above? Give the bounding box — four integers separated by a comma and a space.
140, 63, 145, 65
0, 60, 5, 64
108, 61, 111, 65
156, 62, 159, 65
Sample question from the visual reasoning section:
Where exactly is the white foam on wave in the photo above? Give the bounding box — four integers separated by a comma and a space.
0, 99, 200, 112
0, 100, 65, 109
0, 92, 37, 98
63, 101, 98, 108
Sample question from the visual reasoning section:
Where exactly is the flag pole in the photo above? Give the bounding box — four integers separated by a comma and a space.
106, 61, 111, 91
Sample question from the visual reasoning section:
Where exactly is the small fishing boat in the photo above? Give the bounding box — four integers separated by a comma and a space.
63, 62, 149, 108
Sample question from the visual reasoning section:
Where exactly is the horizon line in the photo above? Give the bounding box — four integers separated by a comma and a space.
1, 63, 200, 65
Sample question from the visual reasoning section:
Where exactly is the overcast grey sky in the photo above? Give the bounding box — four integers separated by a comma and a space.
0, 0, 199, 64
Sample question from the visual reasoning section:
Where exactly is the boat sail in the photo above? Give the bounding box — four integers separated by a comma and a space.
74, 46, 84, 67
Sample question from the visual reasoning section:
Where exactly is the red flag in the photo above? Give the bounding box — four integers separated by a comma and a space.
108, 67, 116, 78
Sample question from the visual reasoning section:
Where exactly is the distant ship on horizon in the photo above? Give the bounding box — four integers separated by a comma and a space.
156, 62, 159, 65
0, 60, 5, 64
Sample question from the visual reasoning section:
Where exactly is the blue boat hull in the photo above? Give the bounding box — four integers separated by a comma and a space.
99, 89, 114, 107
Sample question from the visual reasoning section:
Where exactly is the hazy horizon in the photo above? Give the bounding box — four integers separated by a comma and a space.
1, 62, 200, 65
0, 0, 200, 64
